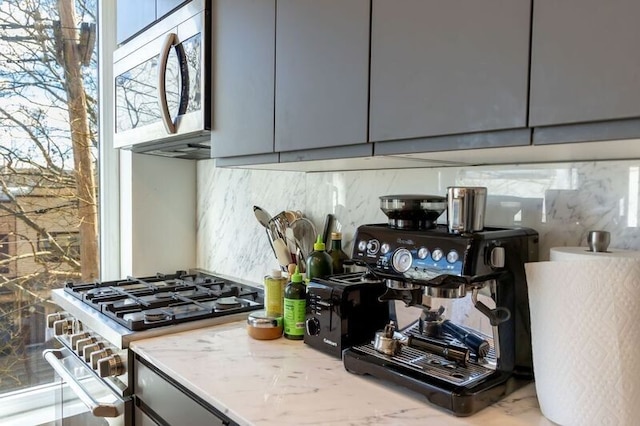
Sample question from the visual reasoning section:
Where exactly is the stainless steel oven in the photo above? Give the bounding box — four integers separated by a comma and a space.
43, 270, 263, 426
113, 0, 211, 159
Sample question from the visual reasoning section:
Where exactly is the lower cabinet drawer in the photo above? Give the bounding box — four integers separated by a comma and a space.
134, 355, 229, 425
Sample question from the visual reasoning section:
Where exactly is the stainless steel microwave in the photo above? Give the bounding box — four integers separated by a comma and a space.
113, 0, 211, 159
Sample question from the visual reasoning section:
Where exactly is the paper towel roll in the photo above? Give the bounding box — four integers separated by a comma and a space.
525, 248, 640, 426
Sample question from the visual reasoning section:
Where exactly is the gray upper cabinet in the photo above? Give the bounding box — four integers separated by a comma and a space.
529, 0, 640, 127
369, 0, 531, 142
275, 0, 370, 152
210, 0, 276, 158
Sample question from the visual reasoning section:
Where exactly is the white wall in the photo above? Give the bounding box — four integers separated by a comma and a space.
120, 152, 197, 277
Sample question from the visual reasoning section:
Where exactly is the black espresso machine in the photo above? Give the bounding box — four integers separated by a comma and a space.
342, 193, 539, 416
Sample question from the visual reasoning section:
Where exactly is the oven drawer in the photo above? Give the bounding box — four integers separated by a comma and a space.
133, 355, 231, 425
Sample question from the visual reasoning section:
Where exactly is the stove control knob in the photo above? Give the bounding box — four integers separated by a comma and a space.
70, 318, 83, 335
83, 341, 105, 362
70, 332, 90, 350
90, 348, 113, 369
431, 248, 444, 262
47, 312, 66, 328
446, 250, 459, 264
357, 240, 367, 252
53, 319, 74, 336
97, 354, 125, 378
380, 243, 390, 255
417, 247, 430, 260
392, 248, 413, 273
305, 317, 320, 336
367, 240, 380, 255
76, 336, 97, 356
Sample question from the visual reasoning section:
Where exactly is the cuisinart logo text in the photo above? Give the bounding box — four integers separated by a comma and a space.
323, 338, 338, 347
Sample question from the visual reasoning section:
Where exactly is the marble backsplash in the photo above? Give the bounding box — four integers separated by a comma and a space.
197, 159, 640, 285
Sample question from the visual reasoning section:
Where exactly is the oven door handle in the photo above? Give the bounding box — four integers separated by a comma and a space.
158, 32, 178, 134
43, 349, 121, 418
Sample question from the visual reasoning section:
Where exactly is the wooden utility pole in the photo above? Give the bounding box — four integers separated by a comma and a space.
57, 0, 99, 281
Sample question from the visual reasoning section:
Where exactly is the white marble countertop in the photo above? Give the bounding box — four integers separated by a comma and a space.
130, 321, 554, 426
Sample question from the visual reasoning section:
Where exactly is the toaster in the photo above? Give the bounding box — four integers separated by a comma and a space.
304, 273, 389, 358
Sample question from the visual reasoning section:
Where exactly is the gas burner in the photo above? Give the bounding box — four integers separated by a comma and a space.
215, 297, 241, 310
144, 309, 169, 323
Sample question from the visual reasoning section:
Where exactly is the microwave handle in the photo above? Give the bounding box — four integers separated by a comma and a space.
43, 349, 121, 418
158, 32, 178, 134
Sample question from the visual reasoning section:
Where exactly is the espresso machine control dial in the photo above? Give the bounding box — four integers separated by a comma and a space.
392, 248, 413, 273
367, 239, 380, 255
431, 248, 444, 262
417, 247, 430, 259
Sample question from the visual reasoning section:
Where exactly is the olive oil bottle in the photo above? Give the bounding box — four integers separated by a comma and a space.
283, 266, 306, 340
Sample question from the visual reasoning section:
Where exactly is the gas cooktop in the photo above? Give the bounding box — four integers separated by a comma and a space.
57, 270, 263, 341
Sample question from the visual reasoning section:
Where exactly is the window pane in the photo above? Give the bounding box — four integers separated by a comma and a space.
0, 0, 99, 396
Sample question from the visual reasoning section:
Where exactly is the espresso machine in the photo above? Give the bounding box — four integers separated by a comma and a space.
342, 192, 539, 416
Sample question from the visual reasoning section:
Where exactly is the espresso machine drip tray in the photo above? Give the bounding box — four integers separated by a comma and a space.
351, 343, 494, 386
349, 323, 496, 387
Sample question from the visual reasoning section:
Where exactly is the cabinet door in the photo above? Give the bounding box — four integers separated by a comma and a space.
134, 357, 226, 425
275, 0, 370, 152
116, 0, 156, 45
210, 0, 276, 158
530, 0, 640, 127
369, 0, 530, 142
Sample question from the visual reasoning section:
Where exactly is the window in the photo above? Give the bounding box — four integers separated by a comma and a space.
0, 0, 102, 412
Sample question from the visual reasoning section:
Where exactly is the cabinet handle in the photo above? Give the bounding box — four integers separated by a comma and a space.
158, 32, 178, 134
43, 349, 121, 418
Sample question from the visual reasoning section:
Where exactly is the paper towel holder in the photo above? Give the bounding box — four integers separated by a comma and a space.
587, 230, 610, 252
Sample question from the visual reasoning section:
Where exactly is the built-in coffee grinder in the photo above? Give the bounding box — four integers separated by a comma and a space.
342, 192, 539, 416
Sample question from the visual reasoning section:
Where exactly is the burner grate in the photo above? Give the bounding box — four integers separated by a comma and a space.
63, 271, 264, 331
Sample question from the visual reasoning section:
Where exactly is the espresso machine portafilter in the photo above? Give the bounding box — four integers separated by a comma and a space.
342, 194, 539, 416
